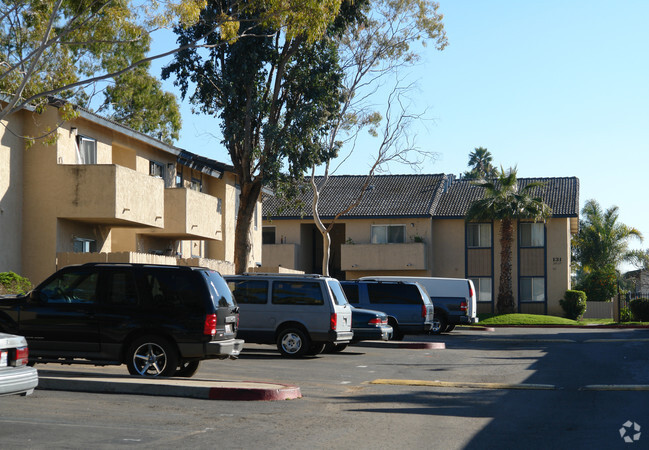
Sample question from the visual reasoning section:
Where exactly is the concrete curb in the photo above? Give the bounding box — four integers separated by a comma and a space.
37, 374, 302, 401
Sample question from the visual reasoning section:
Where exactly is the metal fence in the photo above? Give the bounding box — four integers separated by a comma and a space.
618, 292, 649, 320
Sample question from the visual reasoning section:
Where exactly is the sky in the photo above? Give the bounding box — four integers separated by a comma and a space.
150, 1, 649, 268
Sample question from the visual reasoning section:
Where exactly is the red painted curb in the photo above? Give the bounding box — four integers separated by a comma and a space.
399, 342, 446, 350
208, 383, 302, 401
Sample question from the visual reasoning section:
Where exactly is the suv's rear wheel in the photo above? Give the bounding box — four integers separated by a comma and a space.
126, 335, 178, 377
277, 328, 310, 357
389, 319, 404, 340
175, 360, 201, 377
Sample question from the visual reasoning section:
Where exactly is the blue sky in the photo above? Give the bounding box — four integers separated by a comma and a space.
151, 1, 649, 267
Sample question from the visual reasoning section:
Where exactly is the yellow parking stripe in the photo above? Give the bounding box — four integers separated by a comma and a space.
370, 379, 557, 390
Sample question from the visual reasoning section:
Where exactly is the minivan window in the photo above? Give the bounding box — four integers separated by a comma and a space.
327, 280, 349, 306
203, 271, 237, 308
367, 283, 422, 305
272, 281, 324, 305
229, 280, 268, 304
341, 284, 359, 303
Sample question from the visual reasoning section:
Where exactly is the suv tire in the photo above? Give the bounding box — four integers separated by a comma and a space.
126, 335, 178, 377
277, 328, 310, 358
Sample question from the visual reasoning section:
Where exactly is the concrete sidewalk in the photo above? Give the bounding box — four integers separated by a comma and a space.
37, 368, 301, 401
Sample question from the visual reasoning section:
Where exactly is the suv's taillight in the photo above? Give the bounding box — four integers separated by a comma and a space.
12, 346, 28, 366
460, 301, 468, 312
330, 313, 338, 331
204, 314, 217, 336
422, 304, 428, 318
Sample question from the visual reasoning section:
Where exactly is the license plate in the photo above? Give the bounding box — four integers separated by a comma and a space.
224, 324, 232, 333
0, 351, 6, 367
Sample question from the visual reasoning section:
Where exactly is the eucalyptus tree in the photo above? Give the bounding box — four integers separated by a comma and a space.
162, 0, 361, 273
466, 167, 552, 314
309, 0, 448, 276
0, 0, 321, 143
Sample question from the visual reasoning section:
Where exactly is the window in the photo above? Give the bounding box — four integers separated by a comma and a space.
263, 227, 276, 244
371, 225, 405, 244
230, 280, 268, 304
217, 198, 222, 214
341, 284, 359, 304
76, 136, 97, 165
73, 238, 96, 253
367, 283, 422, 305
149, 161, 164, 178
327, 280, 349, 306
520, 277, 545, 302
272, 281, 324, 305
176, 168, 183, 187
190, 177, 202, 192
254, 205, 258, 231
39, 270, 98, 304
106, 271, 139, 306
467, 223, 492, 248
471, 277, 492, 302
519, 222, 544, 247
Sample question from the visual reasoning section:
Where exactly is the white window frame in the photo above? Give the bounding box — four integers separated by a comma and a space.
371, 224, 406, 244
76, 136, 97, 165
73, 237, 96, 253
149, 160, 164, 178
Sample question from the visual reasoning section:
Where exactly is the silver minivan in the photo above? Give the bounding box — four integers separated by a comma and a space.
224, 274, 353, 357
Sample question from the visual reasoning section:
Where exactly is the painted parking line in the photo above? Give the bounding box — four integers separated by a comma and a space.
581, 385, 649, 391
370, 379, 557, 390
476, 338, 576, 343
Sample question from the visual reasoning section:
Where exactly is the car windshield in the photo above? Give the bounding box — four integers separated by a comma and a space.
327, 279, 349, 306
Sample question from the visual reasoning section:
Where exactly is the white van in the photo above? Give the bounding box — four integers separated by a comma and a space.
359, 276, 478, 334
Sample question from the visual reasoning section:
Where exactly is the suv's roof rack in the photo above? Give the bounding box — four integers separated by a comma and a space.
237, 272, 326, 278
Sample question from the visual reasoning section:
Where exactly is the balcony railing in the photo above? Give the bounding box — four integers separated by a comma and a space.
262, 243, 299, 270
341, 242, 427, 271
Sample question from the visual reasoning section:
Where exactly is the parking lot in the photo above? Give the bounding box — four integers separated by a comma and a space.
2, 327, 649, 449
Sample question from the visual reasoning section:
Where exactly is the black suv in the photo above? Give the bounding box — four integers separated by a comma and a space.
0, 263, 244, 377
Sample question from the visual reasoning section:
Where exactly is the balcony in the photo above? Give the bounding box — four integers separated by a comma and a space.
57, 165, 164, 227
144, 188, 221, 240
262, 243, 299, 270
341, 242, 427, 271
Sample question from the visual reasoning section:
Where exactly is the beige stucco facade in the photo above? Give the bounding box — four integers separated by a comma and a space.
1, 105, 261, 285
263, 215, 576, 316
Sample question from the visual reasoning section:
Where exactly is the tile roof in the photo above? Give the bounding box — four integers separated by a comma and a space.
264, 175, 580, 220
434, 177, 580, 218
263, 174, 447, 218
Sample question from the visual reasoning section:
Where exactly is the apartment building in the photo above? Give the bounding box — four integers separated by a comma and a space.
262, 174, 579, 316
0, 102, 261, 285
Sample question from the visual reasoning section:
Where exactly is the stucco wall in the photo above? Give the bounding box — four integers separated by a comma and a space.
0, 110, 24, 274
431, 219, 466, 278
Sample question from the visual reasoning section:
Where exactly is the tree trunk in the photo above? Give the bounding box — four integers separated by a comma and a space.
497, 218, 515, 314
311, 177, 331, 276
233, 180, 262, 274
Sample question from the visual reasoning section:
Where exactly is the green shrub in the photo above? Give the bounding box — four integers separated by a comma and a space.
630, 299, 649, 322
576, 265, 617, 302
620, 306, 633, 322
559, 290, 587, 320
0, 272, 32, 295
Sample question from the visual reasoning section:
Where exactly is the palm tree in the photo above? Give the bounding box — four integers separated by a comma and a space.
466, 167, 552, 314
573, 199, 643, 271
464, 147, 496, 180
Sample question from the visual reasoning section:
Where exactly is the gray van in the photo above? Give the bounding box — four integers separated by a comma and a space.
224, 274, 353, 357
